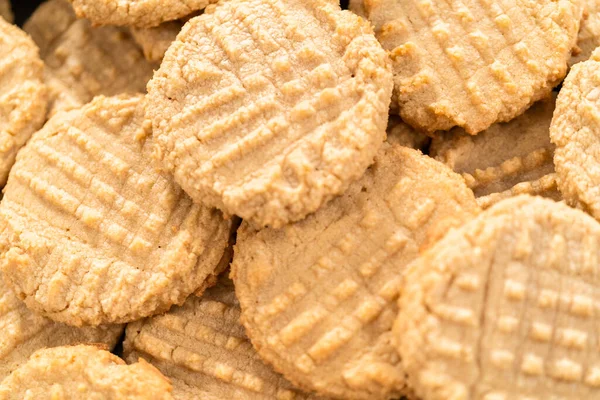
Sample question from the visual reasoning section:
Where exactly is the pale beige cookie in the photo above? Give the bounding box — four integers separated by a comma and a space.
551, 48, 600, 220
386, 116, 430, 151
232, 145, 479, 400
0, 272, 122, 382
394, 195, 600, 400
361, 0, 580, 134
431, 95, 560, 208
69, 0, 218, 28
0, 345, 173, 399
0, 0, 12, 23
131, 20, 184, 62
24, 0, 155, 117
0, 18, 47, 187
570, 0, 600, 66
0, 95, 232, 326
124, 274, 324, 399
147, 0, 393, 228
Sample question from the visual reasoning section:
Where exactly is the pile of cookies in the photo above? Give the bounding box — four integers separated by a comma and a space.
0, 0, 599, 399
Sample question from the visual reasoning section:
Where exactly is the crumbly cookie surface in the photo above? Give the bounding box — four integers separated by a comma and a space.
131, 20, 184, 62
551, 48, 600, 220
0, 345, 173, 399
147, 0, 393, 228
0, 18, 47, 187
232, 145, 479, 399
125, 275, 324, 399
386, 116, 430, 151
570, 0, 600, 66
395, 195, 600, 400
361, 0, 580, 134
0, 95, 232, 326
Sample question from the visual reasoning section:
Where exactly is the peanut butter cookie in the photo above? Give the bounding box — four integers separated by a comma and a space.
131, 20, 184, 62
0, 0, 12, 23
570, 0, 600, 66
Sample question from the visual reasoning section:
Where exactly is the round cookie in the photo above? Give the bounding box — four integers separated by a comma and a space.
124, 274, 324, 399
0, 18, 47, 187
551, 48, 600, 220
0, 345, 173, 399
0, 0, 12, 23
0, 271, 122, 381
360, 0, 580, 134
131, 20, 184, 62
232, 144, 479, 399
431, 95, 560, 208
24, 0, 155, 117
394, 195, 600, 400
0, 95, 232, 326
570, 0, 600, 66
147, 0, 393, 228
69, 0, 218, 28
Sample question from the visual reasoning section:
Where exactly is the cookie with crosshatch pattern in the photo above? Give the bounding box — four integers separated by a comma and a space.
146, 0, 393, 228
232, 144, 479, 399
395, 195, 600, 400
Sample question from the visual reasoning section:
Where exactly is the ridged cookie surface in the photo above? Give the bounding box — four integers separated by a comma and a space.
395, 195, 600, 400
0, 345, 173, 399
124, 275, 324, 399
147, 0, 393, 228
0, 95, 232, 326
361, 0, 580, 134
232, 145, 479, 399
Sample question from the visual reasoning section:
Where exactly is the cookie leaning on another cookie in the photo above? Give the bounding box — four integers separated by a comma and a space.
570, 0, 600, 66
232, 144, 479, 400
386, 116, 430, 152
360, 0, 581, 134
131, 19, 185, 62
394, 195, 600, 400
0, 345, 174, 399
0, 95, 232, 326
0, 18, 47, 187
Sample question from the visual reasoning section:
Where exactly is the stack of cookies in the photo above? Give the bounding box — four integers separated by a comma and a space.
0, 0, 599, 399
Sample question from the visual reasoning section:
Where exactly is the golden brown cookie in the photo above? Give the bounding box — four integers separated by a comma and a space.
570, 0, 600, 66
232, 145, 479, 400
386, 116, 430, 151
551, 48, 600, 220
361, 0, 580, 134
0, 18, 47, 187
349, 0, 366, 18
124, 274, 324, 399
0, 0, 12, 23
69, 0, 218, 28
0, 271, 122, 381
147, 0, 393, 228
0, 345, 173, 399
394, 195, 600, 400
131, 20, 184, 62
24, 0, 155, 117
431, 95, 560, 208
0, 95, 232, 326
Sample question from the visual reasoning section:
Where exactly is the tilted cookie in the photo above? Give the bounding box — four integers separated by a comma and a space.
570, 0, 600, 66
232, 145, 479, 399
349, 0, 366, 18
386, 116, 430, 151
551, 48, 600, 220
24, 0, 155, 117
124, 274, 324, 399
360, 0, 580, 134
0, 345, 173, 399
0, 95, 232, 326
69, 0, 218, 28
147, 0, 393, 228
131, 20, 185, 62
0, 0, 12, 23
0, 18, 47, 187
395, 195, 600, 400
431, 95, 560, 209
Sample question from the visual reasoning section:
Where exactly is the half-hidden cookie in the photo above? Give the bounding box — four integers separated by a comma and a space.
147, 0, 393, 228
0, 345, 173, 399
551, 48, 600, 220
69, 0, 218, 28
0, 0, 12, 23
232, 144, 479, 399
0, 18, 47, 187
394, 195, 600, 400
124, 274, 324, 399
0, 271, 122, 381
349, 0, 366, 18
431, 95, 560, 209
24, 0, 155, 117
570, 0, 600, 66
360, 0, 580, 134
0, 95, 232, 326
131, 20, 184, 62
386, 116, 430, 152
